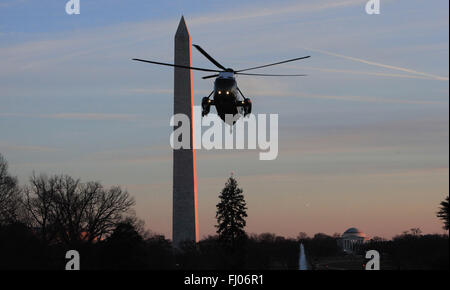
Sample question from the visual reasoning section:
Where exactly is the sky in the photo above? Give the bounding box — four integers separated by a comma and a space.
0, 0, 448, 239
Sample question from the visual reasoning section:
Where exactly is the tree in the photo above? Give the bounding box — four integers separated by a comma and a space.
297, 232, 309, 241
0, 154, 22, 225
0, 222, 49, 270
100, 220, 149, 270
410, 228, 422, 236
216, 175, 248, 249
23, 174, 135, 245
370, 236, 386, 242
437, 196, 449, 230
306, 233, 340, 258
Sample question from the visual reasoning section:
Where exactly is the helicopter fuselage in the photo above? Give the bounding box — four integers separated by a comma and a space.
213, 72, 243, 122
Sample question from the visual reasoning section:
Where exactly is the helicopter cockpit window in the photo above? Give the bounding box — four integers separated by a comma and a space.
215, 78, 236, 91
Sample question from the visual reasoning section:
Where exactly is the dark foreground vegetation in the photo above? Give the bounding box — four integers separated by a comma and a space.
0, 153, 448, 270
0, 223, 448, 270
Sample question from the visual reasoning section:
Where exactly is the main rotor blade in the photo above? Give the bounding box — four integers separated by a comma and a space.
132, 58, 222, 73
236, 56, 310, 73
236, 72, 307, 77
193, 45, 227, 71
202, 74, 219, 79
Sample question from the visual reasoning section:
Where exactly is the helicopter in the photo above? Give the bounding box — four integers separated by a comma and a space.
132, 45, 310, 124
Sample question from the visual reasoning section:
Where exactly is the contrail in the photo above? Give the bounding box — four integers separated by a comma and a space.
300, 67, 441, 80
304, 47, 449, 81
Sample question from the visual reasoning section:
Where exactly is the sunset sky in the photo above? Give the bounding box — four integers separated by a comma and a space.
0, 0, 448, 239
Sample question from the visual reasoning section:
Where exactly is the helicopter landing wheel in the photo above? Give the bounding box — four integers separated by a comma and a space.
202, 96, 212, 116
243, 98, 252, 116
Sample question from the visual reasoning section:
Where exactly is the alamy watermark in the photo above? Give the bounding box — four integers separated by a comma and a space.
170, 106, 278, 161
365, 250, 380, 270
66, 0, 80, 15
65, 250, 80, 270
365, 0, 380, 15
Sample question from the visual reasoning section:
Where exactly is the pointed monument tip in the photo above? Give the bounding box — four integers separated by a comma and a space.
176, 15, 190, 38
178, 15, 187, 28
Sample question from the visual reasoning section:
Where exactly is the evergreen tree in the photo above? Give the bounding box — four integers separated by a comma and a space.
437, 196, 449, 230
216, 174, 248, 249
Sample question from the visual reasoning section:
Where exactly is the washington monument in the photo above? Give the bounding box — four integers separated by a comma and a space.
172, 16, 199, 248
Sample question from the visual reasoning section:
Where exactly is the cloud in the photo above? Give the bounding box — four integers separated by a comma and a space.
300, 66, 448, 81
47, 113, 140, 121
127, 88, 211, 96
189, 0, 367, 25
304, 47, 449, 81
236, 77, 446, 104
0, 0, 28, 8
300, 93, 446, 105
0, 142, 61, 152
0, 112, 142, 121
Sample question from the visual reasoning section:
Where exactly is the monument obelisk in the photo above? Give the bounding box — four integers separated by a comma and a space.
172, 16, 198, 248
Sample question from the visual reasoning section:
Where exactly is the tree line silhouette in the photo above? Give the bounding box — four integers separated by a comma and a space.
0, 153, 448, 270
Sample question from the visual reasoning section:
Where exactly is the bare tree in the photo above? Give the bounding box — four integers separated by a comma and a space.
410, 228, 422, 236
0, 154, 22, 225
297, 232, 309, 241
370, 236, 386, 242
23, 174, 135, 244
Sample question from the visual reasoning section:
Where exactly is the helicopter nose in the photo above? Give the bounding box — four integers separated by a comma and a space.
217, 89, 231, 96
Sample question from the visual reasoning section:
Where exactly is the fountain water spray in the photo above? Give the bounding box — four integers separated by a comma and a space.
299, 243, 308, 270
